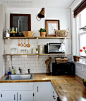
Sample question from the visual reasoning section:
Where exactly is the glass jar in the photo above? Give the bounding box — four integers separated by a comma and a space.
21, 49, 24, 54
20, 49, 27, 54
24, 49, 27, 54
11, 48, 17, 54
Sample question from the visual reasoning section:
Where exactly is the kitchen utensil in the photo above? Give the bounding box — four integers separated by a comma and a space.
24, 39, 26, 47
45, 57, 51, 74
18, 40, 20, 46
21, 39, 23, 46
27, 39, 30, 47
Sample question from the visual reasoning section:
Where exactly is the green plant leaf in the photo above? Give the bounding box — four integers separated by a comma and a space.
38, 28, 47, 32
85, 50, 86, 53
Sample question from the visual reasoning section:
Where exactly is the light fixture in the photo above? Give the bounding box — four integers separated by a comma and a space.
36, 8, 45, 21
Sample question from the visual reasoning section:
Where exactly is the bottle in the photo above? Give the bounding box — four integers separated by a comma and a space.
7, 68, 11, 75
16, 27, 18, 33
5, 29, 10, 37
12, 27, 14, 33
11, 66, 15, 74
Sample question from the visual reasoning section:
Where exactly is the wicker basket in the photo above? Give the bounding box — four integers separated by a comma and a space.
55, 30, 68, 37
55, 57, 68, 64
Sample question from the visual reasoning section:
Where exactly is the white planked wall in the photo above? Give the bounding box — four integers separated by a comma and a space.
4, 7, 71, 74
0, 4, 5, 78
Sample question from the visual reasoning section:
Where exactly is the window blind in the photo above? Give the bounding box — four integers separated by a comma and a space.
74, 0, 86, 18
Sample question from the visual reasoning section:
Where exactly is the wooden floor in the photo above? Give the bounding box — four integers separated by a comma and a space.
0, 74, 86, 101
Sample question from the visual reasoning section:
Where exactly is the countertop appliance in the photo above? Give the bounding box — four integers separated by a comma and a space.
45, 43, 65, 54
52, 62, 75, 75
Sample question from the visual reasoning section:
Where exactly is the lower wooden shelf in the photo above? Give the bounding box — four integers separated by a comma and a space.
3, 53, 71, 56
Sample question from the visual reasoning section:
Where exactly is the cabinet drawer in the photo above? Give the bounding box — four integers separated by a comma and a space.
1, 83, 34, 91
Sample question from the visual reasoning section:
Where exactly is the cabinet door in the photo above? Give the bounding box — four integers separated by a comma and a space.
35, 83, 51, 101
18, 91, 34, 101
2, 91, 17, 101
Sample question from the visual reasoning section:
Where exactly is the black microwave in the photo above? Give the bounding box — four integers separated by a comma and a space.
45, 43, 65, 54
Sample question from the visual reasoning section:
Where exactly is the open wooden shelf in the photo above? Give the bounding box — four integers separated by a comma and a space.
4, 37, 36, 39
3, 54, 36, 56
38, 53, 71, 55
4, 37, 71, 39
3, 53, 71, 56
38, 37, 70, 39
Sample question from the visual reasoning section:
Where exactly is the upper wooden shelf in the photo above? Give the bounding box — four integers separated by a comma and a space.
3, 53, 71, 56
4, 37, 71, 39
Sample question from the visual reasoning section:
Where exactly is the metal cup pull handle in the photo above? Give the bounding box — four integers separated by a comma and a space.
0, 94, 2, 97
37, 86, 38, 92
14, 95, 15, 100
20, 94, 21, 100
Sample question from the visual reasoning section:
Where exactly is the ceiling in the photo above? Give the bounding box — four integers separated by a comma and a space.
0, 0, 75, 8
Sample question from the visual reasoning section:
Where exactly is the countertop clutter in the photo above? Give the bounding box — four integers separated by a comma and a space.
0, 73, 86, 101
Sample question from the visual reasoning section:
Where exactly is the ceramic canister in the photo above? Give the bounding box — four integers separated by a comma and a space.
38, 45, 44, 54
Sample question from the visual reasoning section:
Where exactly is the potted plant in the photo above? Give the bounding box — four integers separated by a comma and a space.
82, 79, 86, 89
79, 46, 86, 53
73, 55, 80, 62
38, 28, 47, 37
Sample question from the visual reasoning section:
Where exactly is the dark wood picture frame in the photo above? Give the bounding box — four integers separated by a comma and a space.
10, 14, 31, 31
45, 20, 60, 37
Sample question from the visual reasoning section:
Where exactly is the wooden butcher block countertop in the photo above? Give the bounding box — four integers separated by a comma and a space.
0, 73, 86, 101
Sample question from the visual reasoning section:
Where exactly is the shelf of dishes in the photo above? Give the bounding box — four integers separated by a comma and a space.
3, 53, 71, 56
4, 37, 71, 39
4, 47, 71, 55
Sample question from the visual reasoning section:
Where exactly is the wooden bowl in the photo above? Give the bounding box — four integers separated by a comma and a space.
22, 31, 34, 37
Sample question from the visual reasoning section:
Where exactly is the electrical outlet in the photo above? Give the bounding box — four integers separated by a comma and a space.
40, 62, 44, 66
82, 65, 83, 71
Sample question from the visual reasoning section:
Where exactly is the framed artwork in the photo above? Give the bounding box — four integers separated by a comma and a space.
10, 14, 31, 33
45, 20, 60, 37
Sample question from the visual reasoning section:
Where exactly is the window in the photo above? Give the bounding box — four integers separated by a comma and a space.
78, 8, 86, 56
79, 33, 86, 56
81, 8, 86, 28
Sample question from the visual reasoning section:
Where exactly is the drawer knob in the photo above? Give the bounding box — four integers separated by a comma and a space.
53, 95, 56, 99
